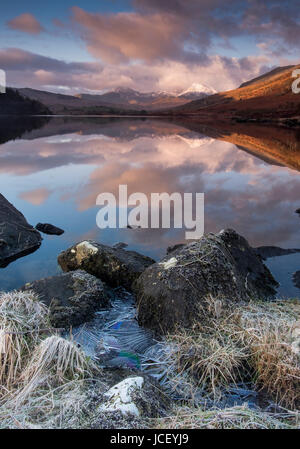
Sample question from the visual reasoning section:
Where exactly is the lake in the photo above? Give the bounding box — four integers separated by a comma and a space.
0, 116, 299, 297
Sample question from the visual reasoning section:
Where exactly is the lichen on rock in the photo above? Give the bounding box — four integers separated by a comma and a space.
58, 240, 155, 290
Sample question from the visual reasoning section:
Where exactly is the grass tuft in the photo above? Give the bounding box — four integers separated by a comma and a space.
0, 290, 49, 392
166, 297, 300, 408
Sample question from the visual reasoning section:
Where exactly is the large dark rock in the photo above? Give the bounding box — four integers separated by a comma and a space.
36, 223, 64, 236
58, 240, 155, 290
133, 229, 278, 335
0, 193, 42, 268
21, 270, 110, 328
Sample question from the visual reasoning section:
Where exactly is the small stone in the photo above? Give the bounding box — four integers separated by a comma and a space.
99, 377, 144, 417
36, 223, 64, 236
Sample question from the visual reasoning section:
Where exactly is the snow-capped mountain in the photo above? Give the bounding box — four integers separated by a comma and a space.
17, 82, 217, 114
178, 83, 217, 100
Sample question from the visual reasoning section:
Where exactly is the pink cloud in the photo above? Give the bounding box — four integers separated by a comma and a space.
0, 47, 273, 94
19, 188, 51, 205
7, 13, 44, 35
72, 7, 185, 64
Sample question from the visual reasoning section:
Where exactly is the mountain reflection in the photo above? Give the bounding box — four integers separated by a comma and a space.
0, 117, 299, 290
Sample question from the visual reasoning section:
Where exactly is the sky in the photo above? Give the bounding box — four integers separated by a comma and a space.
0, 0, 299, 94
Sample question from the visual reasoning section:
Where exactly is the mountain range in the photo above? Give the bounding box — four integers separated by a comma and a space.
0, 65, 299, 124
14, 83, 216, 114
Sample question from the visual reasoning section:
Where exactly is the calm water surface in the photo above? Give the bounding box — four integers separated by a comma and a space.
0, 117, 299, 296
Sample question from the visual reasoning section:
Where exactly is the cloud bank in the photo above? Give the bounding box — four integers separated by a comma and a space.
1, 1, 299, 93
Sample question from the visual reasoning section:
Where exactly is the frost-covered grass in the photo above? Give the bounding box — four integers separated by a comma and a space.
0, 291, 49, 392
154, 404, 300, 429
164, 297, 300, 410
0, 290, 104, 428
0, 290, 299, 429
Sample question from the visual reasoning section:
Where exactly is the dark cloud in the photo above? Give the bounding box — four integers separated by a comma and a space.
0, 48, 99, 73
71, 3, 242, 64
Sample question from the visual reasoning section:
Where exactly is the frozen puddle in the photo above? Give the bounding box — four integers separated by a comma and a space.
70, 287, 268, 410
70, 288, 170, 380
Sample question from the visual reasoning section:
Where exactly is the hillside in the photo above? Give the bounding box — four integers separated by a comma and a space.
164, 65, 300, 124
17, 88, 138, 115
0, 88, 50, 115
239, 65, 295, 88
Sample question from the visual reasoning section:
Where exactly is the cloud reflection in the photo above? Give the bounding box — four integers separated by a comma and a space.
0, 118, 299, 254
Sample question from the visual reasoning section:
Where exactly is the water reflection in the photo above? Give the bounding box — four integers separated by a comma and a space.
0, 117, 299, 293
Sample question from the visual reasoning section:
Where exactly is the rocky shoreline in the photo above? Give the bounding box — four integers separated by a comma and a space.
16, 228, 278, 333
0, 196, 299, 429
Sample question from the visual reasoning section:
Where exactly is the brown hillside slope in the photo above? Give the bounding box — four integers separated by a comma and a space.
239, 65, 294, 88
165, 65, 300, 123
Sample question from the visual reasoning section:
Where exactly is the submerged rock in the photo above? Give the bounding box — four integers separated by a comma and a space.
134, 229, 278, 334
255, 246, 300, 260
58, 240, 155, 290
0, 193, 42, 268
21, 270, 110, 328
293, 271, 300, 289
36, 222, 64, 236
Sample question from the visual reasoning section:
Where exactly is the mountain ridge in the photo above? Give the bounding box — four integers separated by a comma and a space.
1, 65, 299, 124
163, 64, 300, 124
15, 83, 216, 113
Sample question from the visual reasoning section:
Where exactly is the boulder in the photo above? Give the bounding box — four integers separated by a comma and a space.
0, 193, 42, 267
21, 270, 110, 328
36, 223, 64, 236
58, 240, 155, 290
134, 229, 278, 334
